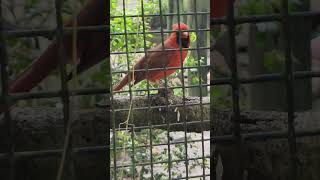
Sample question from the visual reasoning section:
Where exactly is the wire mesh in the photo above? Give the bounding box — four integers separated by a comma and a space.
110, 0, 210, 179
0, 0, 109, 179
0, 0, 319, 179
0, 1, 15, 179
211, 0, 319, 179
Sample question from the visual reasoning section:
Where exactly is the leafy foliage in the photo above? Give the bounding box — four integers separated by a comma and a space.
111, 129, 210, 179
263, 50, 285, 73
111, 0, 159, 95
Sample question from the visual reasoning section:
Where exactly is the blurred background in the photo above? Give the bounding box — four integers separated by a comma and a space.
1, 0, 108, 109
213, 0, 320, 123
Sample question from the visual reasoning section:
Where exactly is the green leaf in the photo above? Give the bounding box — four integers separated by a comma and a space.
263, 50, 285, 72
190, 32, 197, 42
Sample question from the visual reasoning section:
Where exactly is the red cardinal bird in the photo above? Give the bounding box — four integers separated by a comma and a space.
113, 23, 190, 93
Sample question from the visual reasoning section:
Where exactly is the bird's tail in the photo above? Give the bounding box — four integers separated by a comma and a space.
113, 74, 129, 93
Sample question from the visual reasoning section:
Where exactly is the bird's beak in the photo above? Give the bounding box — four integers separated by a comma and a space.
182, 32, 189, 37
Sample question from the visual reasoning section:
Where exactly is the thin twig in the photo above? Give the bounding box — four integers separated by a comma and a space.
56, 1, 79, 179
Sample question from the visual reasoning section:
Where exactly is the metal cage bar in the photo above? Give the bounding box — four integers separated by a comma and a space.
54, 0, 75, 179
156, 0, 171, 178
0, 0, 319, 179
140, 0, 154, 177
226, 0, 243, 177
175, 1, 190, 178
193, 0, 208, 178
211, 11, 320, 25
0, 0, 110, 179
210, 0, 316, 179
0, 0, 15, 179
110, 0, 211, 179
281, 0, 297, 179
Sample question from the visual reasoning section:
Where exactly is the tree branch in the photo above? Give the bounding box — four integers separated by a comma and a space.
0, 95, 293, 136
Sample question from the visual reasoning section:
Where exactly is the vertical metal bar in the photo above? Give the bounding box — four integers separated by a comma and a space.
54, 0, 74, 179
120, 0, 134, 178
148, 122, 154, 179
281, 0, 297, 179
210, 1, 216, 178
157, 0, 173, 178
106, 1, 111, 179
192, 0, 207, 178
110, 1, 117, 175
227, 0, 242, 178
121, 0, 132, 99
0, 1, 15, 179
140, 0, 154, 178
109, 3, 118, 180
130, 125, 136, 179
210, 26, 215, 180
112, 112, 117, 179
176, 0, 189, 178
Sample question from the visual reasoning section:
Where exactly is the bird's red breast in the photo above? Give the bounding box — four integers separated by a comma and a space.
146, 23, 190, 82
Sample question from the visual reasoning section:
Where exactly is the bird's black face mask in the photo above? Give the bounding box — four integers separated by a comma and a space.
176, 31, 190, 48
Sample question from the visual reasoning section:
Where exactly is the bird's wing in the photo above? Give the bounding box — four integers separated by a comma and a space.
145, 43, 172, 68
132, 43, 172, 84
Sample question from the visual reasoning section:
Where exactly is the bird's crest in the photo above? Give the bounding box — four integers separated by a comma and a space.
172, 23, 189, 31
